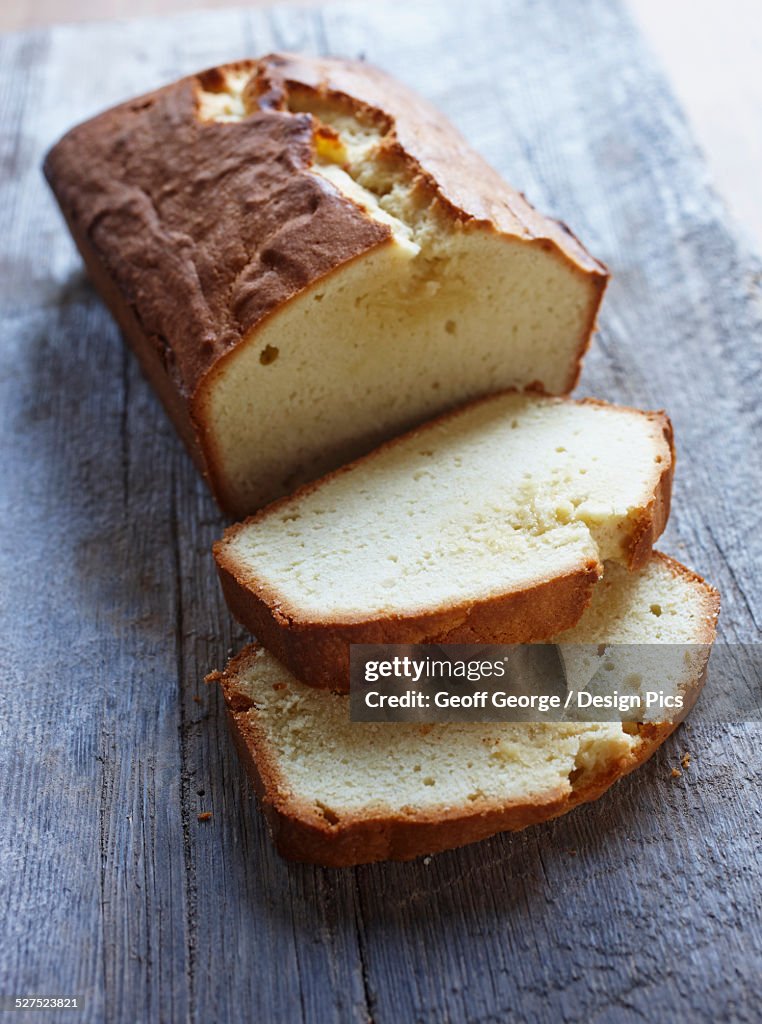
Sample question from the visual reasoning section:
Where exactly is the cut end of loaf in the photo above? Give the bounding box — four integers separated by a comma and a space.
191, 57, 607, 516
200, 232, 604, 516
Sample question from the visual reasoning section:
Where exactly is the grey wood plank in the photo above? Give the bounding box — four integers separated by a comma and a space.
0, 2, 759, 1023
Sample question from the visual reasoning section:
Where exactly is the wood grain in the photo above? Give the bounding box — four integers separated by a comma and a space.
0, 2, 759, 1022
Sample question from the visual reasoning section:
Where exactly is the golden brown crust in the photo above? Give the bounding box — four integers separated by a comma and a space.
214, 393, 674, 691
43, 59, 390, 400
265, 54, 607, 269
227, 709, 678, 866
218, 552, 720, 866
258, 723, 676, 867
217, 558, 602, 693
576, 400, 675, 570
44, 54, 607, 514
54, 199, 207, 472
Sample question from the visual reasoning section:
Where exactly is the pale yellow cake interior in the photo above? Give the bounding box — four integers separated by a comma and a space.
222, 394, 670, 620
197, 68, 601, 515
229, 558, 713, 817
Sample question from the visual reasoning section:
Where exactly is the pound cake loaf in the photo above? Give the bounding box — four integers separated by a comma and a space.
215, 392, 674, 690
44, 53, 607, 516
218, 553, 719, 866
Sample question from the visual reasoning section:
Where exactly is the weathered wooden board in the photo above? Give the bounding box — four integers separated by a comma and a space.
0, 2, 760, 1022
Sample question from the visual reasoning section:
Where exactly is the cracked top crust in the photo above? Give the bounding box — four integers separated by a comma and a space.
43, 53, 606, 401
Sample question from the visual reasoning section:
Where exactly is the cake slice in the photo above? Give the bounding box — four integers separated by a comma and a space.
44, 54, 607, 516
217, 553, 719, 866
215, 392, 674, 690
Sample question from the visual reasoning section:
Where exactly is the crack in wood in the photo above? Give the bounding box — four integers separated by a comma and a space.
351, 873, 377, 1024
171, 466, 198, 1021
706, 524, 761, 634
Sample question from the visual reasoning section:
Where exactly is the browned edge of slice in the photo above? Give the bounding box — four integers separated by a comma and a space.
217, 558, 602, 692
217, 553, 720, 867
579, 397, 675, 572
226, 699, 676, 867
213, 393, 675, 691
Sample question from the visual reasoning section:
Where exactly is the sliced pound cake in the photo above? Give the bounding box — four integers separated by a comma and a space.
215, 392, 674, 690
218, 553, 719, 866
